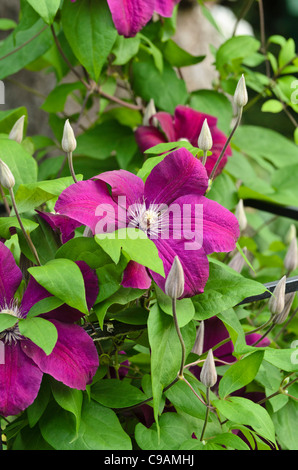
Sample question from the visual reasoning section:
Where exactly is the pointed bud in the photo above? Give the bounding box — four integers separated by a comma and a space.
268, 275, 286, 315
235, 199, 247, 232
0, 159, 15, 189
228, 247, 248, 273
200, 349, 217, 388
285, 224, 296, 245
165, 256, 185, 299
198, 119, 213, 152
284, 237, 298, 273
62, 119, 77, 153
9, 115, 25, 144
192, 321, 204, 356
273, 292, 296, 325
234, 74, 248, 108
143, 98, 158, 127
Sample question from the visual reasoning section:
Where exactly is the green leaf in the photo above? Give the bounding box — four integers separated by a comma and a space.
218, 351, 264, 398
213, 396, 276, 446
51, 381, 83, 434
26, 296, 64, 319
0, 137, 38, 191
0, 18, 17, 31
0, 216, 38, 240
0, 107, 28, 135
39, 398, 132, 450
272, 398, 298, 450
95, 228, 165, 277
216, 36, 260, 72
154, 284, 195, 327
41, 82, 85, 113
189, 90, 233, 134
261, 99, 283, 113
26, 0, 60, 25
28, 258, 89, 315
192, 259, 267, 320
61, 0, 117, 81
164, 374, 206, 420
91, 379, 146, 408
18, 317, 58, 355
55, 236, 111, 269
161, 39, 205, 68
111, 35, 141, 65
264, 347, 298, 372
0, 313, 18, 333
132, 56, 188, 113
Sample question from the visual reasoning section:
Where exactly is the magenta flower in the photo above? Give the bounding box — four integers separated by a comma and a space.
70, 0, 180, 37
135, 105, 232, 179
0, 242, 99, 417
54, 147, 239, 298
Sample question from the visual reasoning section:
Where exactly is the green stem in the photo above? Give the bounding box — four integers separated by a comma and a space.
9, 188, 41, 266
172, 298, 186, 377
200, 387, 210, 441
67, 151, 78, 184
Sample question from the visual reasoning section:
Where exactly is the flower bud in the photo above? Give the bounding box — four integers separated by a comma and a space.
192, 321, 204, 356
9, 115, 25, 143
285, 224, 296, 245
200, 349, 217, 388
234, 74, 248, 108
62, 119, 77, 153
273, 292, 296, 325
228, 247, 248, 273
0, 159, 15, 189
235, 199, 247, 232
165, 256, 185, 299
284, 237, 298, 273
268, 275, 286, 315
143, 98, 157, 127
198, 119, 213, 151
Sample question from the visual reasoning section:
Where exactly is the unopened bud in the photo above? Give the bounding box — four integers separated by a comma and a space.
285, 224, 296, 245
284, 237, 298, 273
9, 115, 25, 143
0, 159, 15, 189
273, 292, 296, 325
268, 275, 286, 315
62, 119, 77, 153
234, 74, 248, 108
165, 256, 185, 299
235, 199, 247, 232
143, 98, 158, 127
192, 321, 204, 356
198, 119, 213, 151
228, 247, 248, 273
200, 349, 217, 388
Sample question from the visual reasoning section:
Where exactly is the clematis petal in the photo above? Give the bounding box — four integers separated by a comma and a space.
204, 127, 232, 178
36, 210, 82, 244
144, 147, 208, 207
20, 261, 98, 323
55, 179, 120, 235
172, 194, 239, 255
93, 169, 144, 207
0, 341, 43, 417
107, 0, 155, 37
135, 125, 167, 154
154, 0, 180, 16
152, 111, 176, 142
150, 236, 210, 297
22, 320, 99, 390
122, 260, 152, 289
0, 242, 22, 308
173, 106, 217, 146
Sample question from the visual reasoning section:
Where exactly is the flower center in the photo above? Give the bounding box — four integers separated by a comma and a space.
128, 202, 166, 238
0, 304, 23, 345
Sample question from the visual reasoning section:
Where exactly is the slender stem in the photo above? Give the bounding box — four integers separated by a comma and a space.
200, 387, 210, 441
202, 150, 208, 166
0, 185, 10, 215
9, 189, 41, 266
67, 151, 78, 183
252, 323, 275, 346
258, 0, 270, 78
232, 0, 255, 37
172, 298, 186, 377
273, 306, 298, 342
209, 107, 243, 182
95, 88, 142, 111
181, 375, 206, 406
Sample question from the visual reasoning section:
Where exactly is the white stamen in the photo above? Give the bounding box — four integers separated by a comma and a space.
127, 201, 168, 238
0, 301, 24, 345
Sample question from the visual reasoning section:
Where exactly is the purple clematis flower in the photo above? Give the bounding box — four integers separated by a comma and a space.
0, 242, 99, 417
135, 105, 232, 179
70, 0, 180, 37
54, 147, 239, 298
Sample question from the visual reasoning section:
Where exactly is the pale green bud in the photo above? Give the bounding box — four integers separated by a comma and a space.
268, 275, 286, 315
62, 119, 77, 153
198, 119, 213, 151
273, 292, 296, 325
285, 224, 296, 245
235, 199, 247, 232
143, 98, 157, 127
234, 74, 248, 108
0, 159, 15, 189
228, 247, 248, 273
284, 237, 298, 273
200, 349, 217, 388
192, 321, 204, 356
9, 115, 25, 144
165, 256, 185, 299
